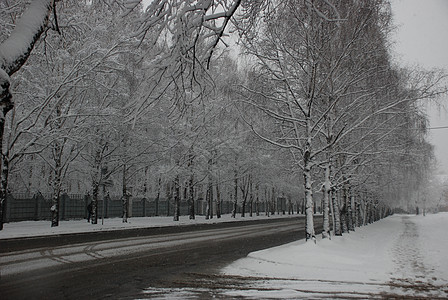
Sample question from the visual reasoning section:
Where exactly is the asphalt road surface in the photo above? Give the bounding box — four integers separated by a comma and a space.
0, 216, 323, 299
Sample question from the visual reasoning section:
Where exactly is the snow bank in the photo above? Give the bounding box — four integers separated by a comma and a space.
414, 213, 448, 285
222, 213, 448, 299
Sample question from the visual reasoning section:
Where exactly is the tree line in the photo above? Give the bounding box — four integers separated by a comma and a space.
0, 0, 445, 236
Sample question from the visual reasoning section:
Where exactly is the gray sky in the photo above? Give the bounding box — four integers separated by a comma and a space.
390, 0, 448, 173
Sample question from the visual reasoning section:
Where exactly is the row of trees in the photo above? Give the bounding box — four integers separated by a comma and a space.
0, 0, 445, 237
234, 0, 445, 240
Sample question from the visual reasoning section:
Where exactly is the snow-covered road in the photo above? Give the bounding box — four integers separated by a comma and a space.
0, 220, 298, 276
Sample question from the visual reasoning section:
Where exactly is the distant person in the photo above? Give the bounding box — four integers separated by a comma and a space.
87, 202, 93, 222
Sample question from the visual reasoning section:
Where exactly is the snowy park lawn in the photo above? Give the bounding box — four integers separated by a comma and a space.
221, 213, 448, 299
0, 213, 297, 240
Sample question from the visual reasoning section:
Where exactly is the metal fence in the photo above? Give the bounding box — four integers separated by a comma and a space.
3, 193, 305, 223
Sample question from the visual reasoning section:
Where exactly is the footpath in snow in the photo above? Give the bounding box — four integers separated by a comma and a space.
220, 213, 448, 299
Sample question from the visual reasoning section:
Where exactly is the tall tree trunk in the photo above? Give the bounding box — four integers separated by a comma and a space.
366, 199, 372, 223
173, 175, 180, 221
51, 172, 61, 227
208, 177, 213, 220
332, 188, 342, 236
122, 164, 128, 223
249, 175, 253, 217
143, 166, 149, 198
241, 192, 246, 217
188, 175, 195, 220
155, 177, 161, 216
187, 152, 195, 219
322, 100, 335, 238
271, 186, 276, 216
0, 153, 9, 230
166, 182, 171, 217
341, 184, 348, 233
205, 186, 210, 220
90, 145, 103, 225
51, 142, 62, 227
256, 182, 260, 216
288, 195, 292, 215
360, 196, 366, 226
303, 149, 315, 241
231, 168, 238, 218
322, 160, 331, 239
348, 185, 355, 231
216, 182, 221, 218
355, 198, 361, 228
265, 186, 269, 217
241, 175, 248, 218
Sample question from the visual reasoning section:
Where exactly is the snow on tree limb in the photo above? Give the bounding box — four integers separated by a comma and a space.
0, 69, 11, 102
0, 0, 54, 76
129, 0, 242, 65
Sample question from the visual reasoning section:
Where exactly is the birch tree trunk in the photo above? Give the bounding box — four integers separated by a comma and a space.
241, 175, 248, 218
50, 141, 63, 227
207, 177, 213, 220
188, 174, 195, 220
265, 186, 269, 217
241, 191, 247, 217
231, 168, 237, 218
355, 198, 361, 228
90, 145, 102, 225
0, 152, 9, 230
348, 186, 355, 231
173, 175, 180, 221
332, 188, 342, 236
256, 182, 260, 216
166, 183, 171, 217
362, 195, 368, 225
249, 175, 253, 217
303, 144, 315, 241
322, 160, 331, 239
271, 187, 276, 216
122, 165, 128, 223
341, 185, 348, 233
215, 182, 221, 219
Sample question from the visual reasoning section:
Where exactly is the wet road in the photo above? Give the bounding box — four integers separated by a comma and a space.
0, 216, 322, 299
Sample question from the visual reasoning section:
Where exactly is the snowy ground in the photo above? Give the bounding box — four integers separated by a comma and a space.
218, 213, 448, 299
3, 213, 448, 299
140, 213, 448, 299
0, 213, 296, 240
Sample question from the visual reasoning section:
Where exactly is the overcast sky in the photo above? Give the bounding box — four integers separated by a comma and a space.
390, 0, 448, 173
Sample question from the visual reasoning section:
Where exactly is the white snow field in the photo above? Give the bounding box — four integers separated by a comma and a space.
220, 213, 448, 299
